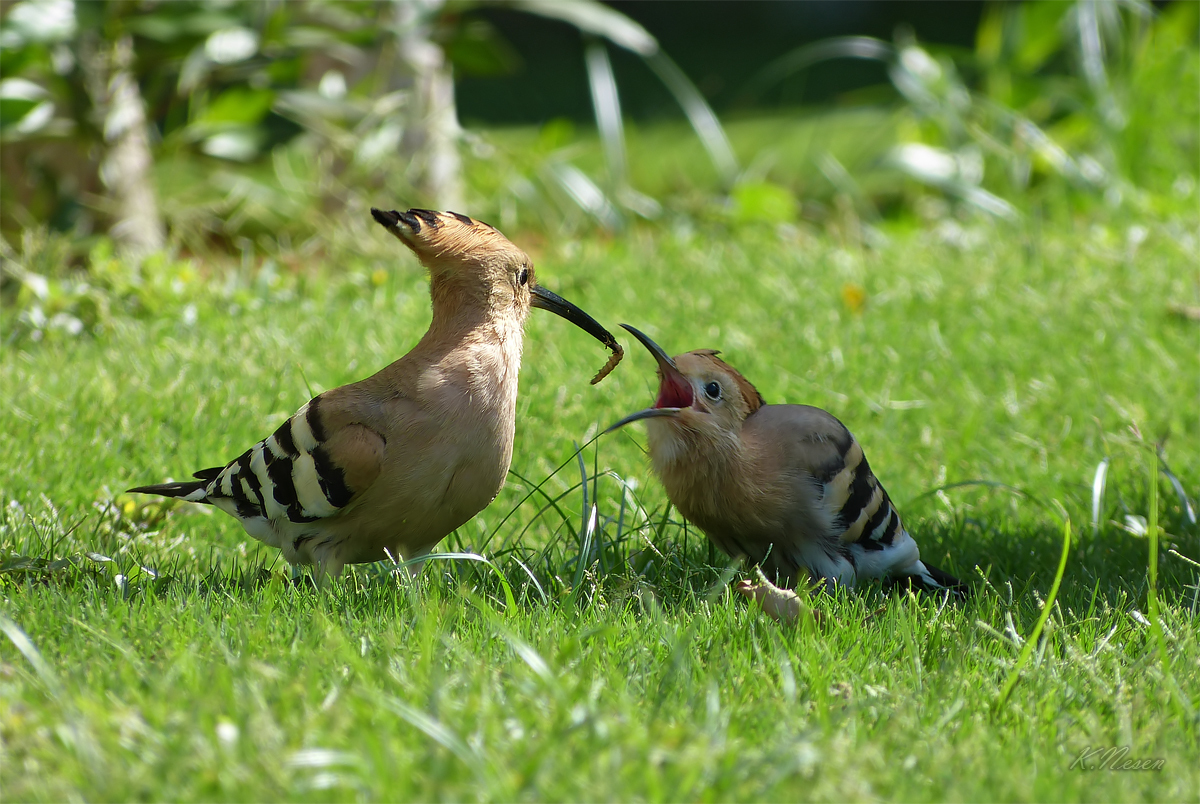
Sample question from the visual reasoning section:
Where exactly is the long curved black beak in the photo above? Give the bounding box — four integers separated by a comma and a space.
621, 324, 678, 372
530, 284, 623, 384
604, 406, 682, 434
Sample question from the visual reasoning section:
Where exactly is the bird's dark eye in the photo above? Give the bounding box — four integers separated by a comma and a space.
704, 381, 721, 400
518, 268, 530, 286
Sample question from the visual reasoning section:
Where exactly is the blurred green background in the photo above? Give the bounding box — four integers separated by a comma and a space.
3, 0, 1195, 264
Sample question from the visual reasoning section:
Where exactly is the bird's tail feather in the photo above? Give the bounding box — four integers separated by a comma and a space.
127, 479, 211, 503
889, 560, 969, 598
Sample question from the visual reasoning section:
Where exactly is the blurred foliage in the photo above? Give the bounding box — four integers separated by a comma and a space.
0, 0, 1196, 273
745, 0, 1198, 222
1, 0, 736, 250
0, 224, 309, 346
1, 0, 410, 242
886, 0, 1199, 218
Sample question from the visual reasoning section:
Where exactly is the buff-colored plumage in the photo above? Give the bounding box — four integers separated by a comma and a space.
130, 208, 621, 580
608, 325, 966, 601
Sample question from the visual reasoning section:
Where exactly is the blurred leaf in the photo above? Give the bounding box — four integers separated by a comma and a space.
644, 50, 739, 185
0, 97, 41, 128
1013, 2, 1069, 73
730, 181, 797, 224
584, 39, 625, 189
545, 161, 620, 228
1, 0, 76, 45
201, 129, 265, 162
125, 9, 243, 42
198, 87, 275, 127
204, 27, 259, 65
1, 99, 55, 137
505, 0, 657, 57
743, 36, 893, 104
975, 5, 1005, 64
537, 118, 576, 151
444, 20, 520, 77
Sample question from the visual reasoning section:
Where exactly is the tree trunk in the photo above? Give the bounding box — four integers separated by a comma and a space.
83, 33, 165, 259
393, 0, 464, 211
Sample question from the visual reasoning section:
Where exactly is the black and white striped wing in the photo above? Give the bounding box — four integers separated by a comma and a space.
821, 438, 906, 554
201, 396, 363, 530
817, 426, 966, 594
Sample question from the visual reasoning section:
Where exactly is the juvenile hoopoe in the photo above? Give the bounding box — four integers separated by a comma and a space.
130, 208, 623, 580
607, 325, 966, 597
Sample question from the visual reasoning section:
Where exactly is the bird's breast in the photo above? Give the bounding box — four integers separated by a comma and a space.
646, 421, 783, 537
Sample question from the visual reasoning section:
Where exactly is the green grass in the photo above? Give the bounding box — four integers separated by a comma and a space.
2, 198, 1198, 801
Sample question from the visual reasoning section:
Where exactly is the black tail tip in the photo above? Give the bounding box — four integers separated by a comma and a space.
126, 480, 206, 500
888, 563, 970, 599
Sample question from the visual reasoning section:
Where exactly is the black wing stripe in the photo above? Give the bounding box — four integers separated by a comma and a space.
880, 508, 903, 546
859, 497, 893, 546
264, 453, 321, 524
410, 209, 442, 228
266, 451, 298, 507
238, 449, 268, 513
306, 395, 327, 443
311, 445, 354, 508
273, 418, 298, 457
858, 509, 895, 551
838, 459, 877, 527
227, 465, 260, 519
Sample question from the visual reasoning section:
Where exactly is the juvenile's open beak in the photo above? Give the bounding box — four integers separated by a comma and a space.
531, 285, 623, 384
604, 324, 694, 433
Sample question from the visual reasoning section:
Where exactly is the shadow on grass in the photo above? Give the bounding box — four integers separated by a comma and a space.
911, 509, 1198, 614
2, 481, 1196, 619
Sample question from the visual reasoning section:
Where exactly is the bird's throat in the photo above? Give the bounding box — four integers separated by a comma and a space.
655, 373, 694, 409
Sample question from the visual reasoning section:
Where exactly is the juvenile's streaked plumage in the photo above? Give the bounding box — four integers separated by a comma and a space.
130, 208, 622, 580
607, 325, 966, 597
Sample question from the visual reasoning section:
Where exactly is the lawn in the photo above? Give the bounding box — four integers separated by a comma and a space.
2, 144, 1198, 799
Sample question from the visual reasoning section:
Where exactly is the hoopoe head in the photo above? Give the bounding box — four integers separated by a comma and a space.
606, 324, 766, 453
371, 208, 622, 383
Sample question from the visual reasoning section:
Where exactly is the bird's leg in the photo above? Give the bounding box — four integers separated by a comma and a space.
383, 547, 429, 584
312, 559, 344, 590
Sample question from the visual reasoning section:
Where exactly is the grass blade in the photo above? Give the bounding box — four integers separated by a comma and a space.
644, 50, 739, 185
995, 513, 1071, 711
405, 552, 518, 614
1146, 450, 1196, 728
0, 614, 62, 698
584, 38, 627, 191
1091, 457, 1110, 535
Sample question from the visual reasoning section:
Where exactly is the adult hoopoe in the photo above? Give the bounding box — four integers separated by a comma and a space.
606, 324, 966, 598
129, 208, 623, 581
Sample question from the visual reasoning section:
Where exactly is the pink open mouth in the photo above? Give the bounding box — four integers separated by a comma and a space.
655, 372, 693, 409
